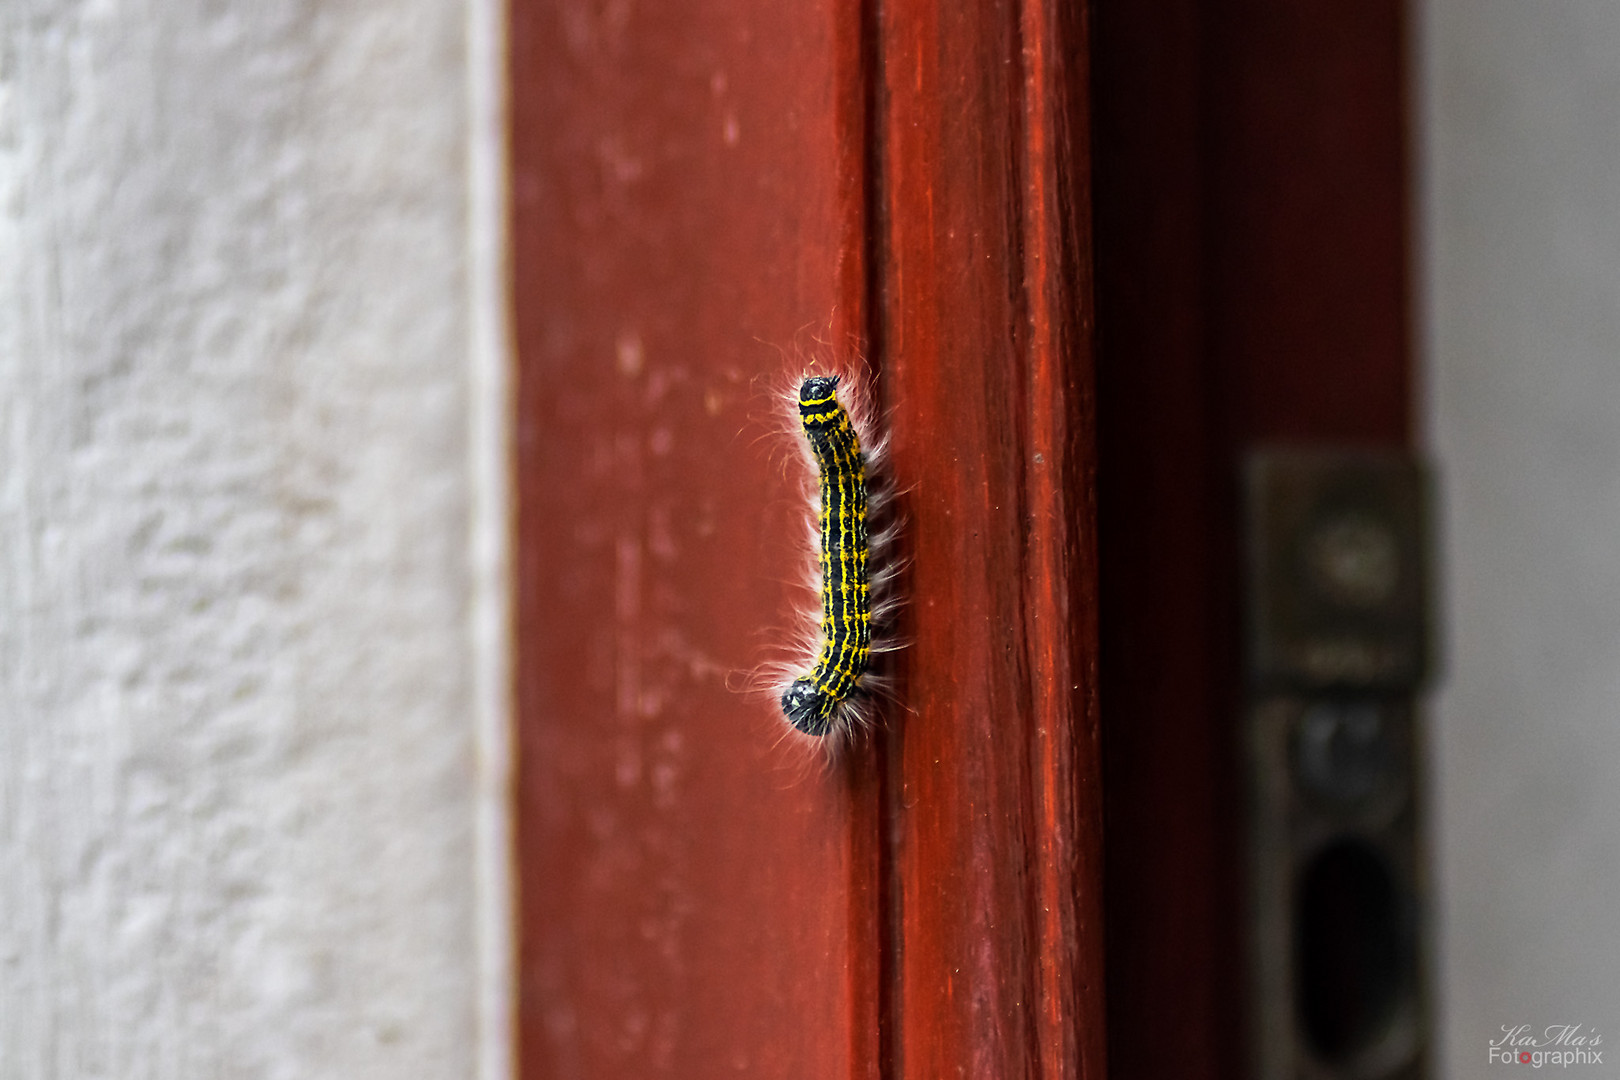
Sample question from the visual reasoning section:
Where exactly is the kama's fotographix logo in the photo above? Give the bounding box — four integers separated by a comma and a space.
1489, 1024, 1605, 1068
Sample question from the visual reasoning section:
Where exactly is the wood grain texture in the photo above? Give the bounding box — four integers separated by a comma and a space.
1091, 1, 1413, 1077
508, 2, 880, 1077
511, 0, 1107, 1075
874, 1, 1106, 1077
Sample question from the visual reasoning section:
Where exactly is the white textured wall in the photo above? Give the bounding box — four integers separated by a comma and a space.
1422, 0, 1620, 1072
0, 1, 507, 1077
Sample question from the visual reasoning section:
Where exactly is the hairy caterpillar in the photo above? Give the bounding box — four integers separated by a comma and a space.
771, 368, 901, 748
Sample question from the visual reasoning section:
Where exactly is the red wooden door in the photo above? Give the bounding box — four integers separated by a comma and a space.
509, 3, 880, 1075
508, 0, 1416, 1076
1091, 1, 1415, 1078
509, 1, 1104, 1079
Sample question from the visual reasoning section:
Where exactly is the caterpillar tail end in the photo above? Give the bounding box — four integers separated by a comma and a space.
780, 678, 834, 737
799, 374, 839, 403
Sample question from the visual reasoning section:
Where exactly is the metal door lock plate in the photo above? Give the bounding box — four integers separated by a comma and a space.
1243, 448, 1434, 1080
1244, 450, 1430, 692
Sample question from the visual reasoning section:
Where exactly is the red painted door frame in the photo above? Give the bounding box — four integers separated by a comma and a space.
509, 1, 1103, 1077
508, 0, 1414, 1075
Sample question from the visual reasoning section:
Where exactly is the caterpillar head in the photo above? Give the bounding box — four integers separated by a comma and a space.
780, 677, 834, 736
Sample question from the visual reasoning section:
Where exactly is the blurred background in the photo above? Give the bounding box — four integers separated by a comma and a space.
0, 0, 1617, 1077
0, 2, 509, 1077
1423, 0, 1620, 1064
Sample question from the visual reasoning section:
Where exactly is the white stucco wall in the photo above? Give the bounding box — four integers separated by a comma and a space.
1421, 0, 1620, 1072
0, 2, 508, 1077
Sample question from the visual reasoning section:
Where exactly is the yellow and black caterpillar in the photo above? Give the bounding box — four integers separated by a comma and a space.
774, 371, 899, 745
780, 376, 871, 735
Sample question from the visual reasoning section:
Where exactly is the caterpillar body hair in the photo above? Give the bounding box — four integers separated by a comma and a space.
765, 364, 903, 753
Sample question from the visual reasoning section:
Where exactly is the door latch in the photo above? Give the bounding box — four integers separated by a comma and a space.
1243, 449, 1432, 1080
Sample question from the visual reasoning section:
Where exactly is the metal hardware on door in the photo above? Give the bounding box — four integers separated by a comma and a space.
1243, 450, 1432, 1080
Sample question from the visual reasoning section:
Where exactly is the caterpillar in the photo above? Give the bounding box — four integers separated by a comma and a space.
772, 369, 900, 747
